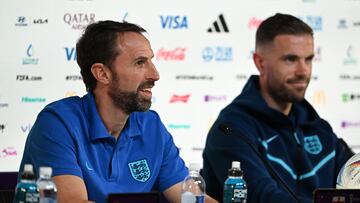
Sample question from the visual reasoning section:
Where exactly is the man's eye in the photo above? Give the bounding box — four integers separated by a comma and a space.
306, 56, 314, 64
285, 56, 296, 62
136, 60, 145, 65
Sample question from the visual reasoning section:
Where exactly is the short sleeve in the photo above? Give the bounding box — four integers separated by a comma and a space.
21, 110, 83, 178
155, 123, 188, 191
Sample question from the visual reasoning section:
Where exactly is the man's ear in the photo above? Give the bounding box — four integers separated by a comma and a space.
91, 63, 111, 85
253, 52, 265, 76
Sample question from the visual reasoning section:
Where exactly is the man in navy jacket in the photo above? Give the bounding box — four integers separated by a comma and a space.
202, 13, 354, 203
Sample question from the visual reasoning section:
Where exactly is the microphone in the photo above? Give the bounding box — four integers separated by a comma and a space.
218, 124, 302, 203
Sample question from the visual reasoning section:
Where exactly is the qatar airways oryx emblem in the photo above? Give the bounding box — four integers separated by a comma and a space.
128, 159, 151, 182
304, 135, 322, 155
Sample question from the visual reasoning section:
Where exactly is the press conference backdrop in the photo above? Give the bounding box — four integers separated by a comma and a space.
0, 0, 360, 172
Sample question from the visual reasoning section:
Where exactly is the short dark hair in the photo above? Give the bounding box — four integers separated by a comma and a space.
256, 13, 313, 48
76, 20, 146, 92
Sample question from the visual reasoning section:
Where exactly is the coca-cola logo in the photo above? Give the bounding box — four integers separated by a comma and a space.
248, 17, 263, 29
156, 48, 186, 61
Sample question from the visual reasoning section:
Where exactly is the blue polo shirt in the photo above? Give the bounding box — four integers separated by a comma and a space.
19, 92, 188, 203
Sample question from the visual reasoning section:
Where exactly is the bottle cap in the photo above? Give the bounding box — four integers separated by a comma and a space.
39, 166, 53, 177
188, 163, 201, 171
24, 164, 33, 173
22, 164, 36, 180
228, 161, 243, 177
232, 161, 240, 169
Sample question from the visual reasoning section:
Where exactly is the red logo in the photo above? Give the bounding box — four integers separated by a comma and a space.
169, 94, 190, 103
156, 48, 186, 61
0, 147, 17, 158
248, 17, 263, 29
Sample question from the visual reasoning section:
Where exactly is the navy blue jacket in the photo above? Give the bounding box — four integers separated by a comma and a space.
202, 75, 353, 203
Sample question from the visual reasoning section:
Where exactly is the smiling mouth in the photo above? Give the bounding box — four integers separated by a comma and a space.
139, 88, 152, 98
138, 81, 155, 98
292, 81, 307, 87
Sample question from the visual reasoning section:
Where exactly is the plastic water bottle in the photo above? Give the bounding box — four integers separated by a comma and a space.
181, 163, 205, 203
14, 164, 40, 203
223, 161, 247, 203
36, 167, 57, 203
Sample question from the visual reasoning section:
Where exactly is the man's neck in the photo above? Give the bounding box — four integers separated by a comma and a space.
93, 90, 129, 140
260, 88, 292, 116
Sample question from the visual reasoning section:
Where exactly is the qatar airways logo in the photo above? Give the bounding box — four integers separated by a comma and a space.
0, 147, 17, 158
248, 17, 263, 29
156, 47, 186, 61
169, 94, 191, 103
341, 121, 360, 129
63, 13, 95, 30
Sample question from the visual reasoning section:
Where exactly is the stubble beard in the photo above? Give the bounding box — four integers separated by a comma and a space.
268, 76, 310, 104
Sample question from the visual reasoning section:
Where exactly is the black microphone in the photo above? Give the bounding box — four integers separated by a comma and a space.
218, 124, 302, 203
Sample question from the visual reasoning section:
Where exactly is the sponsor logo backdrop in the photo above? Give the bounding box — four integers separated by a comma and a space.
0, 0, 360, 172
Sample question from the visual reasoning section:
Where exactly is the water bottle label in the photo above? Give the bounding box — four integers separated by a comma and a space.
195, 195, 205, 203
25, 192, 40, 203
181, 192, 204, 203
40, 197, 57, 203
233, 189, 246, 202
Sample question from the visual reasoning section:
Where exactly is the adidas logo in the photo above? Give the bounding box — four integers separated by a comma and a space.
207, 14, 229, 33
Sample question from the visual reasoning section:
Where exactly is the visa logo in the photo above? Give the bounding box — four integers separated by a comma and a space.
160, 15, 188, 29
21, 124, 32, 133
65, 47, 76, 61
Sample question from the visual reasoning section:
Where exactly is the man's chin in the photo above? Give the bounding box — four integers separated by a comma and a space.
137, 101, 152, 112
291, 94, 306, 103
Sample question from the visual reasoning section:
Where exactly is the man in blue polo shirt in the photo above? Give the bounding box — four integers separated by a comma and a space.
18, 21, 217, 203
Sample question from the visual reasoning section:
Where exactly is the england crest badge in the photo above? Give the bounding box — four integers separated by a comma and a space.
304, 135, 323, 155
128, 159, 151, 182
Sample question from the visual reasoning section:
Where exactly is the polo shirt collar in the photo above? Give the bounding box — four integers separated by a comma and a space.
82, 92, 141, 141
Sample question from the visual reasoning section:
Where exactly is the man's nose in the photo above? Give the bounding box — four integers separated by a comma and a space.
147, 63, 160, 81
